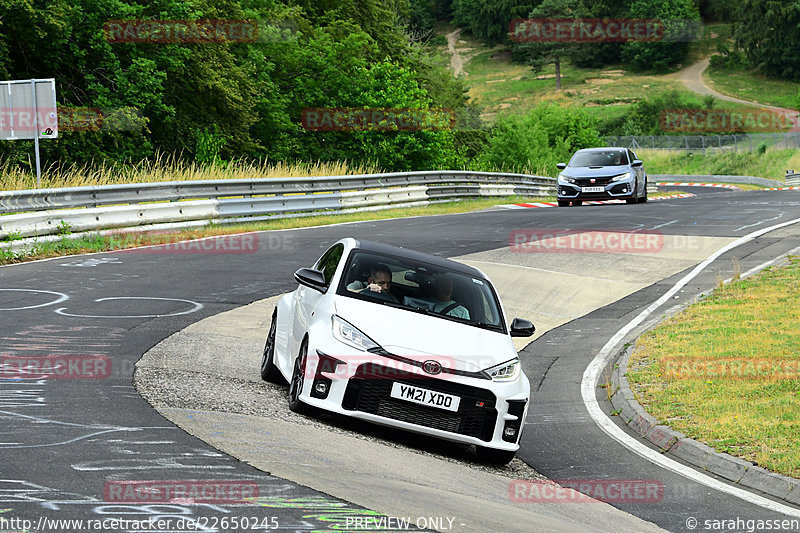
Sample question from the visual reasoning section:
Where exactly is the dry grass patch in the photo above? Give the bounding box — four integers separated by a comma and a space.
1, 156, 381, 191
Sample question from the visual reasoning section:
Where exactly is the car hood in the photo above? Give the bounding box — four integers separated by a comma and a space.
562, 166, 631, 178
334, 296, 516, 372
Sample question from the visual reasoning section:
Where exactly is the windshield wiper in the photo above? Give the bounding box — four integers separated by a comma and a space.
379, 300, 432, 316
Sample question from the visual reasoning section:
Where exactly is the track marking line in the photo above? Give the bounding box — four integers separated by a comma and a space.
581, 216, 800, 517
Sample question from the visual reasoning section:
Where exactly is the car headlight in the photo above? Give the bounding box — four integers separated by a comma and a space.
484, 358, 521, 382
610, 172, 631, 182
332, 315, 379, 352
558, 173, 576, 184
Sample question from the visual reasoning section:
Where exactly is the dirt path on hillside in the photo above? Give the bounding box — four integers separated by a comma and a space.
446, 28, 465, 77
676, 58, 799, 122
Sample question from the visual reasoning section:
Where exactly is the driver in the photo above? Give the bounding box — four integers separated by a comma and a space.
430, 275, 469, 319
347, 264, 399, 303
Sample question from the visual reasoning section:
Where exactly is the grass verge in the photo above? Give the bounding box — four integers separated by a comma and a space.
626, 256, 800, 478
0, 195, 551, 265
0, 156, 382, 191
637, 148, 800, 182
705, 66, 800, 110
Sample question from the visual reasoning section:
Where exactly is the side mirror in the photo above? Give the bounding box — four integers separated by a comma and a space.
556, 163, 567, 170
631, 159, 643, 167
510, 318, 535, 337
294, 267, 327, 292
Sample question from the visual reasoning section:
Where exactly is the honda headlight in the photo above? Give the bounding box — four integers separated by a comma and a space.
610, 172, 631, 182
485, 358, 521, 382
332, 315, 379, 352
558, 173, 577, 184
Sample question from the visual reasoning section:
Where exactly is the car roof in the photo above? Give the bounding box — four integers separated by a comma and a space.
351, 239, 486, 279
575, 147, 627, 153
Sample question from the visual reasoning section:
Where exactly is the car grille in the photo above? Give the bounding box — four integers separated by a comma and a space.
342, 363, 498, 441
573, 176, 613, 186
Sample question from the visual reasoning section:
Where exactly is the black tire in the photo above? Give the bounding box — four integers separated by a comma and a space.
557, 200, 570, 207
475, 445, 516, 465
571, 200, 583, 206
627, 180, 639, 204
288, 339, 311, 414
260, 310, 285, 383
638, 180, 648, 203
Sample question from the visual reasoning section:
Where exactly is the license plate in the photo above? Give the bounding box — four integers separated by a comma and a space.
582, 186, 605, 193
390, 383, 460, 412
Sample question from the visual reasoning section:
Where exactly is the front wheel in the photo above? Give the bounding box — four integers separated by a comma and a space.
260, 310, 284, 383
571, 200, 583, 206
557, 200, 570, 207
288, 339, 311, 414
475, 445, 516, 465
638, 180, 648, 203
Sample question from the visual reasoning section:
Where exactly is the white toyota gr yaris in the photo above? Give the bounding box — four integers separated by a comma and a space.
260, 238, 535, 464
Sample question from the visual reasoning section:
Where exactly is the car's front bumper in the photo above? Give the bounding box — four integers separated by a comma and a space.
557, 178, 636, 200
301, 339, 530, 451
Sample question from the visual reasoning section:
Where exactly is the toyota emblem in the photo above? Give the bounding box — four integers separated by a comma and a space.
422, 360, 442, 375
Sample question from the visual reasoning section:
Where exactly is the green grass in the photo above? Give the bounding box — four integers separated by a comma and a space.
0, 156, 382, 191
0, 195, 554, 265
705, 66, 800, 110
437, 24, 767, 125
626, 256, 800, 478
638, 148, 800, 182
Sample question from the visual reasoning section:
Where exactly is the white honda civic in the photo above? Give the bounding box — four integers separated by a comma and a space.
260, 237, 534, 464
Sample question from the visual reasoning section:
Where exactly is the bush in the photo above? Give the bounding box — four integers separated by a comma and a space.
600, 90, 706, 136
473, 105, 602, 173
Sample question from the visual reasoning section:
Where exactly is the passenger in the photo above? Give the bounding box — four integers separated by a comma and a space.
430, 275, 469, 319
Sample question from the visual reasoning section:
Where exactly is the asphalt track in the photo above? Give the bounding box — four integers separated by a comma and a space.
1, 185, 800, 532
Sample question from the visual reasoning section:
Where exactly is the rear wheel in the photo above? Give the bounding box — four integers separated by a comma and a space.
288, 339, 311, 414
260, 310, 284, 383
475, 445, 516, 465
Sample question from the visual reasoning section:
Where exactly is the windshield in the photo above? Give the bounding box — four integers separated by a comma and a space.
337, 250, 506, 333
569, 150, 628, 167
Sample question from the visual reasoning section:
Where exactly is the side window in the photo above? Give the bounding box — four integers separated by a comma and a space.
315, 244, 344, 287
628, 149, 636, 163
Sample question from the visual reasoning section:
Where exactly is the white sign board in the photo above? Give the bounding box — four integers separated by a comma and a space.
0, 78, 58, 140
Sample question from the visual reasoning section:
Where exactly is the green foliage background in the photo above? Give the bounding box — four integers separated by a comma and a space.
0, 0, 469, 172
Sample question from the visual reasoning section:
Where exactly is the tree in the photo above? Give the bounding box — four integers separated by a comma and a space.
621, 0, 700, 71
734, 0, 800, 80
452, 0, 540, 46
512, 0, 588, 90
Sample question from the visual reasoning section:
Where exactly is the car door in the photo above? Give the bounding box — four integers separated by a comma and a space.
629, 149, 645, 194
291, 243, 344, 355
